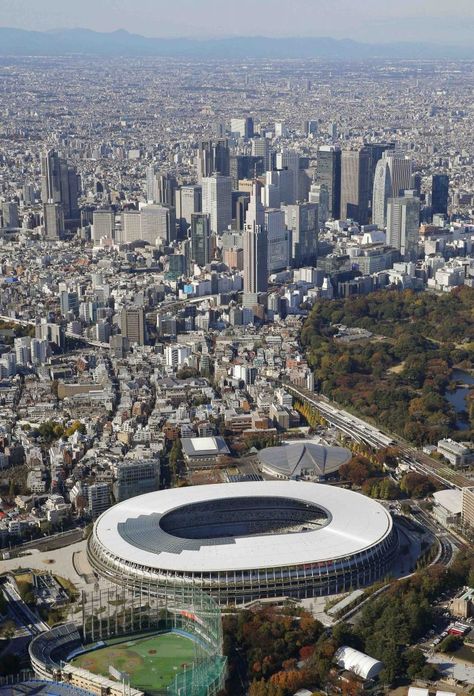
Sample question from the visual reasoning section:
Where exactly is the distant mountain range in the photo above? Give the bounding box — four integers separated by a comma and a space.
0, 27, 471, 60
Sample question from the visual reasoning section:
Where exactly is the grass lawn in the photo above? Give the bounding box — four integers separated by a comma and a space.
72, 632, 196, 694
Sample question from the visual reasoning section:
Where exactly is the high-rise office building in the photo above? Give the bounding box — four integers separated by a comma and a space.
386, 191, 420, 261
372, 152, 412, 228
146, 168, 178, 206
229, 155, 264, 189
41, 149, 79, 219
364, 143, 395, 207
122, 210, 142, 244
92, 209, 115, 242
197, 139, 230, 182
41, 149, 61, 205
141, 204, 175, 245
276, 149, 300, 203
23, 183, 36, 205
309, 182, 329, 228
191, 213, 211, 267
43, 202, 64, 239
121, 307, 146, 345
265, 209, 289, 272
304, 120, 318, 136
176, 185, 202, 235
1, 201, 19, 229
251, 137, 273, 171
264, 169, 295, 206
230, 117, 254, 139
283, 202, 318, 266
202, 174, 232, 235
233, 193, 250, 231
59, 288, 79, 317
340, 148, 370, 224
243, 184, 268, 300
432, 174, 449, 216
315, 146, 341, 220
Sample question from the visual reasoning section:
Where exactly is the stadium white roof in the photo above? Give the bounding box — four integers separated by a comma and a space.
93, 481, 392, 573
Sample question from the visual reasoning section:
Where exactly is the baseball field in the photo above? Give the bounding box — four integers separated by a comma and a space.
72, 632, 196, 694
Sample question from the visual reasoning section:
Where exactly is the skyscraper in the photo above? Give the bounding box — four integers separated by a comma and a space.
176, 185, 202, 235
202, 174, 232, 235
432, 174, 449, 216
364, 143, 395, 207
229, 155, 264, 189
276, 149, 300, 203
230, 117, 254, 139
283, 202, 318, 266
251, 137, 273, 171
92, 209, 115, 242
191, 213, 211, 267
265, 209, 289, 272
41, 149, 79, 220
122, 210, 142, 244
340, 148, 370, 224
2, 201, 19, 229
43, 202, 64, 240
141, 204, 175, 245
386, 191, 420, 261
41, 149, 61, 205
121, 307, 145, 345
243, 184, 268, 300
197, 139, 230, 182
315, 146, 341, 220
309, 182, 329, 228
146, 168, 178, 206
372, 152, 412, 228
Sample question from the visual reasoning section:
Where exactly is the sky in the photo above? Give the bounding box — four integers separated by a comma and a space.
0, 0, 473, 44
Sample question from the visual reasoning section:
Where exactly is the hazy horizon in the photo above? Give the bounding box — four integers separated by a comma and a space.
1, 0, 473, 45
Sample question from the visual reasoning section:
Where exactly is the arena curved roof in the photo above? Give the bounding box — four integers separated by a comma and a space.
93, 481, 393, 573
258, 441, 351, 479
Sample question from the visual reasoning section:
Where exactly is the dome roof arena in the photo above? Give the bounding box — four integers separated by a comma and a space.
88, 481, 398, 605
258, 441, 351, 480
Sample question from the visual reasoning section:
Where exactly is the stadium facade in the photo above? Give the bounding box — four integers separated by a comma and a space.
88, 481, 398, 605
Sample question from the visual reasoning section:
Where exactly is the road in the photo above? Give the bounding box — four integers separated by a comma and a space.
6, 528, 84, 558
2, 579, 49, 637
411, 504, 463, 566
283, 381, 472, 490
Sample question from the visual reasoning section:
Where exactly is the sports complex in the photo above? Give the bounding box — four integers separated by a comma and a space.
88, 480, 398, 605
29, 583, 226, 696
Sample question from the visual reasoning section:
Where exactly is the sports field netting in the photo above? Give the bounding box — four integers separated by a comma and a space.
72, 633, 196, 695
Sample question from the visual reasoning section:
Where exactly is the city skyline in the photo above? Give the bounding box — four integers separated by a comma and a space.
0, 0, 473, 44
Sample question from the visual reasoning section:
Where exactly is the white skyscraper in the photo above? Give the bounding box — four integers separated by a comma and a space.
243, 184, 268, 301
372, 152, 413, 228
202, 174, 232, 235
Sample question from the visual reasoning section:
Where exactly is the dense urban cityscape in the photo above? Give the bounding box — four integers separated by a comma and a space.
0, 19, 473, 696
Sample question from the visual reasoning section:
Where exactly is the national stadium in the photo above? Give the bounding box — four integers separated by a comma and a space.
88, 481, 398, 605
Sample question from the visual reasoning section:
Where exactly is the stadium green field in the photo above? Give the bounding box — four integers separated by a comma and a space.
72, 632, 197, 694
